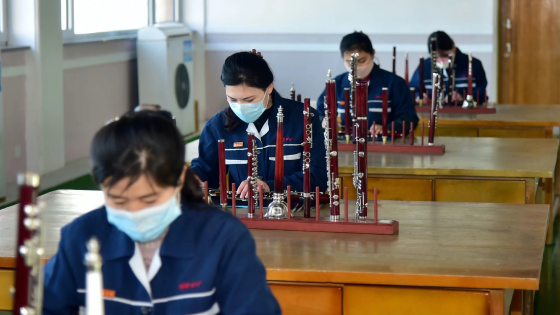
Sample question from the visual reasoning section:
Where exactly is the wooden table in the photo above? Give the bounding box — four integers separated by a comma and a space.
0, 190, 549, 315
338, 137, 558, 244
415, 104, 560, 138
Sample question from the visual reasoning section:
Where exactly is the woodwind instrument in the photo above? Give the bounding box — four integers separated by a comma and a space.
348, 53, 359, 141
247, 132, 258, 218
437, 65, 446, 109
218, 139, 227, 210
290, 83, 295, 101
447, 54, 456, 104
462, 53, 477, 108
429, 73, 439, 146
325, 70, 340, 221
84, 237, 105, 315
381, 87, 389, 144
13, 172, 44, 315
429, 38, 438, 104
302, 98, 313, 218
296, 94, 301, 102
404, 52, 409, 87
418, 57, 425, 106
392, 47, 396, 74
344, 88, 351, 143
353, 82, 369, 219
266, 106, 288, 219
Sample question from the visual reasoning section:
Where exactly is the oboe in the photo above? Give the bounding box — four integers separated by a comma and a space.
462, 53, 477, 109
348, 53, 359, 141
429, 73, 439, 146
418, 57, 425, 106
290, 83, 295, 101
325, 70, 340, 221
13, 173, 44, 315
247, 132, 258, 218
85, 237, 105, 315
404, 52, 409, 87
266, 106, 288, 219
353, 81, 369, 219
302, 98, 313, 218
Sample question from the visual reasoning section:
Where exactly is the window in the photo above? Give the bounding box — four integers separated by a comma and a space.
62, 0, 180, 41
0, 0, 6, 45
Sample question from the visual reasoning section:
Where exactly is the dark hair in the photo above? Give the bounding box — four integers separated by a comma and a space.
428, 31, 454, 52
90, 111, 203, 204
220, 51, 274, 132
340, 31, 374, 56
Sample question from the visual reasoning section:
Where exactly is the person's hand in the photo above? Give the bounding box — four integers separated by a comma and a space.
451, 91, 464, 102
369, 124, 383, 137
422, 92, 430, 104
236, 179, 270, 199
251, 49, 263, 58
193, 172, 203, 185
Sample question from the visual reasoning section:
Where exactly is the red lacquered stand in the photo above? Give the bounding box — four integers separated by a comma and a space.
232, 186, 398, 235
415, 105, 496, 114
338, 142, 445, 154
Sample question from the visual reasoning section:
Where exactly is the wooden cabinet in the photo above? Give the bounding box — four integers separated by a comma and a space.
269, 282, 342, 315
341, 177, 432, 201
434, 179, 527, 204
0, 270, 13, 311
343, 285, 492, 315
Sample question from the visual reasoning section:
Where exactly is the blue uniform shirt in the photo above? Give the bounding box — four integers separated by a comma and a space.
190, 90, 328, 193
317, 64, 419, 135
409, 48, 488, 102
43, 202, 281, 315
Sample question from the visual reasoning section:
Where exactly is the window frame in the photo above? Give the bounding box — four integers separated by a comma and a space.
0, 0, 8, 45
62, 0, 180, 43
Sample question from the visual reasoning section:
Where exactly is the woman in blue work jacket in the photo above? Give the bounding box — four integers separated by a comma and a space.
42, 112, 281, 314
190, 50, 327, 199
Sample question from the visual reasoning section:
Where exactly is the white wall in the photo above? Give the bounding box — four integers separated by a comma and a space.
206, 0, 494, 35
198, 0, 497, 118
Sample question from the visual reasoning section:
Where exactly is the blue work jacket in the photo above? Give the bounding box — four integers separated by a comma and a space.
409, 48, 488, 103
190, 90, 328, 194
42, 203, 281, 315
317, 64, 419, 135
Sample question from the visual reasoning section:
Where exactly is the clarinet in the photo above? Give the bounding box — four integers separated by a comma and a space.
290, 83, 295, 101
462, 53, 477, 108
404, 52, 409, 87
247, 132, 258, 218
266, 107, 288, 219
429, 73, 440, 146
430, 37, 438, 102
13, 172, 44, 315
353, 81, 369, 219
348, 53, 359, 141
325, 70, 340, 221
447, 54, 456, 103
418, 57, 425, 106
392, 46, 396, 74
84, 237, 105, 315
302, 98, 313, 218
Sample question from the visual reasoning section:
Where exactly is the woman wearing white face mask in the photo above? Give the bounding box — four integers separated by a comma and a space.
190, 50, 327, 201
42, 112, 281, 314
317, 31, 419, 138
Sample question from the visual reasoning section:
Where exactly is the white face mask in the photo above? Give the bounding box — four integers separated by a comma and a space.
228, 92, 269, 123
105, 189, 181, 242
